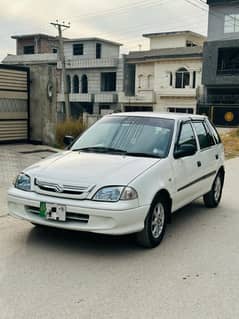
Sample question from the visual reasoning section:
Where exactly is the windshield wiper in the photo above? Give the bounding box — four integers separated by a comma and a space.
73, 146, 126, 154
124, 152, 161, 159
73, 147, 161, 158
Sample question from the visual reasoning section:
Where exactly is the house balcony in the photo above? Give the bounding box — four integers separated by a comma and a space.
58, 57, 119, 69
57, 93, 93, 103
94, 93, 118, 103
2, 53, 57, 65
159, 87, 197, 98
119, 90, 156, 104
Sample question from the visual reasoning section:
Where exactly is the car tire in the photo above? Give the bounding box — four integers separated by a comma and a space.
136, 196, 168, 248
31, 222, 48, 229
203, 172, 224, 208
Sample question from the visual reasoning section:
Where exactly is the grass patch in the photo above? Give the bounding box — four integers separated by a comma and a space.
221, 128, 239, 159
56, 118, 87, 148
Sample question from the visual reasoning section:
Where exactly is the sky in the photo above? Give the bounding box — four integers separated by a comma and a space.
0, 0, 209, 61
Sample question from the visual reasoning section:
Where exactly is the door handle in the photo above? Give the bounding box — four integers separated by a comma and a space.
215, 154, 219, 160
197, 161, 202, 167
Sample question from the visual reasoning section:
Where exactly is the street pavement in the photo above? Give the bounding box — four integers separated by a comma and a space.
0, 144, 239, 319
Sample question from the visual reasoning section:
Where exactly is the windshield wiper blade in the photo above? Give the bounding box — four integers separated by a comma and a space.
124, 152, 161, 159
73, 146, 126, 154
73, 147, 161, 158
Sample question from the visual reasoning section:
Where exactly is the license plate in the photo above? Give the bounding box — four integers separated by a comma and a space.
40, 202, 66, 222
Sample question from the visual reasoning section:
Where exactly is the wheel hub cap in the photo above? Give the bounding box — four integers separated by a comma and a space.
214, 176, 221, 202
151, 203, 165, 239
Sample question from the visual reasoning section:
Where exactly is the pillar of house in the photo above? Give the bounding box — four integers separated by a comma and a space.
189, 71, 194, 88
93, 103, 100, 114
172, 72, 176, 88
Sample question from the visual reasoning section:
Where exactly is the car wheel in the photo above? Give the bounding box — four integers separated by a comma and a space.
31, 222, 48, 229
203, 172, 224, 208
136, 196, 168, 248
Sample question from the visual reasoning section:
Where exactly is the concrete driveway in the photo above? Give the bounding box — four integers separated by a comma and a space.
0, 145, 239, 319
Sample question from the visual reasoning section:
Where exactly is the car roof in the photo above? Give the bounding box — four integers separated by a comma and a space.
109, 112, 207, 121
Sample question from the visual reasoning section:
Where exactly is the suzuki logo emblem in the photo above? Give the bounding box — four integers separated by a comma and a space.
55, 185, 64, 193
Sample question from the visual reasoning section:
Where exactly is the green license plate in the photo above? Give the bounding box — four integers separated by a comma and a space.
40, 202, 47, 218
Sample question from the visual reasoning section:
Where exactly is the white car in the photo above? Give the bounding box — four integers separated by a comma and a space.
8, 112, 225, 248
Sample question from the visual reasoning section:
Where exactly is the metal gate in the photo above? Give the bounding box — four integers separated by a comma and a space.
0, 64, 29, 142
197, 104, 239, 127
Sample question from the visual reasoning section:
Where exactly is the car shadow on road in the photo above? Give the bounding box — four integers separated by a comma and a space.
25, 199, 212, 256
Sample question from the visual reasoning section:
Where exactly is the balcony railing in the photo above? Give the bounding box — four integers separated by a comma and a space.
159, 87, 197, 97
2, 53, 57, 64
57, 93, 93, 103
58, 57, 119, 69
57, 93, 118, 103
94, 93, 118, 103
119, 90, 156, 104
199, 94, 239, 104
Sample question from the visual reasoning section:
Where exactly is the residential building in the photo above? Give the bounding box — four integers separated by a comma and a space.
2, 34, 60, 144
199, 0, 239, 126
57, 38, 124, 117
120, 31, 205, 114
13, 33, 59, 55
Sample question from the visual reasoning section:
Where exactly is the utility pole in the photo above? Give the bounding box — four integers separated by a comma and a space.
50, 20, 71, 119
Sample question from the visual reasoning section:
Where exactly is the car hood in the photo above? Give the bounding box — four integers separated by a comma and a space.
24, 151, 160, 187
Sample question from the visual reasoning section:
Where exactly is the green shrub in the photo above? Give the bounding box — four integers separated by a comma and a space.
56, 118, 87, 148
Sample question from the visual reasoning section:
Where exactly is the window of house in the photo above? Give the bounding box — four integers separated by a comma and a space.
52, 48, 58, 53
96, 43, 102, 59
192, 121, 213, 149
217, 47, 239, 74
73, 43, 84, 56
168, 108, 194, 114
23, 45, 35, 54
169, 72, 173, 86
125, 106, 153, 112
101, 72, 116, 92
138, 74, 143, 88
186, 40, 197, 47
73, 75, 79, 93
66, 75, 71, 93
175, 68, 190, 88
81, 75, 88, 93
193, 71, 196, 88
224, 14, 239, 33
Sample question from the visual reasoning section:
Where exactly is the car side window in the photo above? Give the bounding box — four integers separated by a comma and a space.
177, 122, 197, 148
192, 121, 214, 150
206, 120, 221, 144
204, 122, 216, 146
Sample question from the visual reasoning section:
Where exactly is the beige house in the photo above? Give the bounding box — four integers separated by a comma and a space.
120, 31, 206, 114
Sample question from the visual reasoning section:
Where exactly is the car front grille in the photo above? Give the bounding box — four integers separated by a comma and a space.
26, 205, 89, 224
34, 178, 95, 200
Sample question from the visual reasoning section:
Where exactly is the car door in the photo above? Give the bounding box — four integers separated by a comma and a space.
191, 120, 218, 195
171, 120, 203, 211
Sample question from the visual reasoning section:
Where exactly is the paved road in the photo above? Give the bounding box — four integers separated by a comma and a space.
0, 145, 239, 319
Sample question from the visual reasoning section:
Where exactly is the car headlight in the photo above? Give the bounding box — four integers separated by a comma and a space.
15, 173, 31, 191
93, 186, 138, 202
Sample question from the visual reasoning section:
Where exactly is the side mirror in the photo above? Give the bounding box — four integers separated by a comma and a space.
63, 135, 75, 147
174, 144, 197, 159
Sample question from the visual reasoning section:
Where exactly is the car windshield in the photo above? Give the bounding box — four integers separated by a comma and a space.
71, 116, 175, 158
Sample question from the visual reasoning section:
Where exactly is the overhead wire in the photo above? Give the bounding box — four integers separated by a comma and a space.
71, 0, 168, 20
185, 0, 239, 27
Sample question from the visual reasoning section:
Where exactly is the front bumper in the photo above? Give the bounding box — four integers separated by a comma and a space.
8, 187, 149, 235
